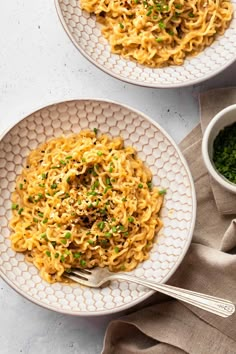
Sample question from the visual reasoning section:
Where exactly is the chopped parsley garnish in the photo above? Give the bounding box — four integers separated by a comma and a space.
51, 241, 57, 247
54, 253, 59, 259
38, 183, 45, 188
138, 183, 143, 188
112, 226, 117, 232
80, 259, 86, 267
122, 197, 127, 202
42, 218, 48, 224
119, 225, 125, 231
60, 160, 66, 165
159, 189, 167, 195
104, 186, 112, 194
27, 196, 34, 203
33, 217, 38, 223
18, 208, 24, 215
128, 216, 134, 223
188, 12, 194, 17
61, 239, 67, 245
97, 151, 103, 156
106, 177, 111, 185
156, 37, 163, 42
74, 252, 81, 259
87, 239, 94, 245
105, 232, 112, 237
12, 203, 19, 210
60, 255, 65, 262
159, 20, 166, 29
41, 173, 47, 180
114, 246, 119, 253
66, 177, 71, 184
45, 251, 51, 257
66, 155, 72, 160
82, 158, 86, 162
40, 233, 47, 239
65, 232, 71, 239
19, 183, 23, 190
119, 23, 124, 29
93, 128, 98, 135
98, 221, 105, 231
50, 183, 57, 189
78, 199, 82, 205
38, 212, 44, 218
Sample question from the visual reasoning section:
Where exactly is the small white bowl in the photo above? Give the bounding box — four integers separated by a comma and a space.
202, 104, 236, 194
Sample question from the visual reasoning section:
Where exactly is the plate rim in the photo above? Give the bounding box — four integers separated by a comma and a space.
0, 97, 197, 316
54, 0, 236, 89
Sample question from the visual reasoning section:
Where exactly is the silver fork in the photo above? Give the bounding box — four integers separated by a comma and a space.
64, 267, 235, 318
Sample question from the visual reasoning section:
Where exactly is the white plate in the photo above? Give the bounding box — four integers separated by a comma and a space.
0, 99, 196, 315
55, 0, 236, 88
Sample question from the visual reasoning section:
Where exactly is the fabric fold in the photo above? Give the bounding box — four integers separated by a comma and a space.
102, 88, 236, 354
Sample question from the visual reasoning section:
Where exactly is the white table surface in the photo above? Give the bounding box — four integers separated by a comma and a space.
0, 1, 235, 354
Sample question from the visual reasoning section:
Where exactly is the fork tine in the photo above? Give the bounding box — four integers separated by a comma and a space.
64, 273, 90, 286
72, 268, 92, 275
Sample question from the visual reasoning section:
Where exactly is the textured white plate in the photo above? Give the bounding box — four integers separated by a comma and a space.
0, 99, 196, 315
55, 0, 236, 88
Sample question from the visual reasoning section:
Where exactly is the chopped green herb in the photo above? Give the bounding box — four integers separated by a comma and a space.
38, 212, 44, 218
120, 265, 126, 271
92, 180, 99, 190
93, 128, 98, 135
97, 151, 103, 156
82, 158, 86, 162
122, 197, 127, 202
128, 216, 134, 223
66, 155, 72, 160
112, 226, 117, 232
147, 182, 152, 189
66, 177, 71, 184
38, 183, 45, 188
65, 232, 71, 239
168, 30, 174, 35
19, 183, 23, 190
105, 232, 112, 238
88, 203, 93, 208
54, 252, 59, 259
113, 156, 118, 160
119, 23, 124, 29
86, 231, 91, 235
106, 177, 111, 185
100, 207, 107, 215
80, 259, 86, 267
87, 191, 97, 196
60, 160, 66, 165
114, 246, 119, 253
188, 12, 194, 17
111, 217, 116, 221
156, 37, 163, 42
65, 268, 72, 273
42, 218, 48, 224
18, 208, 24, 215
41, 173, 47, 180
124, 231, 129, 237
138, 183, 143, 188
213, 122, 236, 184
98, 221, 105, 231
51, 241, 57, 247
50, 183, 57, 189
40, 233, 47, 239
159, 21, 166, 29
146, 9, 152, 16
33, 217, 38, 223
119, 225, 125, 231
109, 166, 113, 173
78, 199, 82, 205
175, 3, 183, 9
25, 225, 31, 230
159, 189, 167, 195
61, 239, 67, 245
87, 239, 94, 245
74, 252, 81, 259
104, 186, 112, 194
37, 193, 43, 200
12, 203, 19, 210
64, 249, 71, 256
27, 196, 34, 203
60, 255, 65, 262
51, 165, 61, 169
45, 251, 51, 257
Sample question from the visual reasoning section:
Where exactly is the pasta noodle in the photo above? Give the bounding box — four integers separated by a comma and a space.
10, 130, 164, 283
80, 0, 233, 67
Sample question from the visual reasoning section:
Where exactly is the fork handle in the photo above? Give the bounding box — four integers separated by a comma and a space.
110, 274, 235, 318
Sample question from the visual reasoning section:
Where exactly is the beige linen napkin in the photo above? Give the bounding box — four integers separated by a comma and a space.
102, 88, 236, 354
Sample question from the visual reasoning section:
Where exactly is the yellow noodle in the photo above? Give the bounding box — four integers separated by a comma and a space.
10, 130, 164, 283
80, 0, 233, 67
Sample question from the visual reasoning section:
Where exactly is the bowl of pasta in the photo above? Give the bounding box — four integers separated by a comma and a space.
55, 0, 236, 88
0, 99, 196, 315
